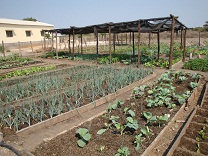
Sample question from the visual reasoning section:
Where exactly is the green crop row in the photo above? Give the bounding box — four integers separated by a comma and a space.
0, 65, 153, 131
0, 65, 56, 81
183, 58, 208, 72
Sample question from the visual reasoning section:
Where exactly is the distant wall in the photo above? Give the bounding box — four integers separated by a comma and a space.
0, 23, 54, 43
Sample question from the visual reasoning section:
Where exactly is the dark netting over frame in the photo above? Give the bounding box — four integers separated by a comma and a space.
44, 15, 187, 35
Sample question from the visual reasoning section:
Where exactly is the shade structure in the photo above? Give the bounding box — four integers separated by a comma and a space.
44, 14, 187, 35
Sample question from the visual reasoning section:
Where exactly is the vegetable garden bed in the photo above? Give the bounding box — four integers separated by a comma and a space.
169, 82, 208, 156
33, 70, 203, 156
0, 54, 41, 69
0, 65, 153, 134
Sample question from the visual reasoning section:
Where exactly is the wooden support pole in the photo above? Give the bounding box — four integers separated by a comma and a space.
18, 41, 22, 56
96, 33, 99, 54
109, 25, 112, 63
113, 33, 116, 53
2, 40, 5, 57
121, 33, 123, 45
148, 32, 151, 48
183, 29, 187, 62
55, 31, 58, 59
68, 33, 71, 54
30, 41, 33, 53
81, 34, 83, 54
132, 32, 135, 56
72, 28, 75, 60
50, 32, 53, 50
129, 32, 131, 44
138, 21, 141, 68
126, 33, 128, 45
169, 15, 175, 69
157, 32, 160, 60
117, 34, 119, 44
43, 32, 46, 51
198, 32, 201, 47
180, 29, 183, 50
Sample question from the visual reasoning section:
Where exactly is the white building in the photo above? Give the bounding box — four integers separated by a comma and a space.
0, 18, 54, 44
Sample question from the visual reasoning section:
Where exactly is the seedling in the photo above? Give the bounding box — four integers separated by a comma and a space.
157, 114, 170, 127
141, 126, 152, 139
134, 133, 142, 151
189, 82, 198, 89
115, 146, 130, 156
199, 126, 207, 140
143, 112, 157, 124
76, 128, 92, 148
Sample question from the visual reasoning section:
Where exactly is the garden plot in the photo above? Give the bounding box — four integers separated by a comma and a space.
0, 65, 152, 133
172, 83, 208, 156
0, 54, 41, 70
33, 70, 203, 156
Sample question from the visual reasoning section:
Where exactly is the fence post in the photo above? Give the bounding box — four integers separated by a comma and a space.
18, 41, 22, 56
30, 41, 34, 53
2, 40, 5, 57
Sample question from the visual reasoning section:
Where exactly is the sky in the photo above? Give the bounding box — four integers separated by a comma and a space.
0, 0, 207, 29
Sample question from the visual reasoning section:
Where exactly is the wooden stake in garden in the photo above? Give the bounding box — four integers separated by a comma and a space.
72, 27, 75, 60
18, 41, 22, 56
113, 33, 116, 53
81, 34, 83, 54
157, 32, 160, 60
55, 31, 58, 59
68, 33, 71, 54
43, 31, 46, 52
169, 15, 175, 69
148, 32, 151, 48
109, 25, 112, 63
183, 29, 187, 62
51, 32, 54, 51
138, 20, 141, 68
132, 32, 135, 56
198, 31, 201, 47
180, 29, 183, 50
30, 41, 34, 53
2, 40, 5, 57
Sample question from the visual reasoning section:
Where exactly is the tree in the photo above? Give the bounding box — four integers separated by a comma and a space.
23, 17, 38, 22
203, 21, 208, 31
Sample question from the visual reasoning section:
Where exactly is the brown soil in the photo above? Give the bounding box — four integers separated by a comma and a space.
172, 84, 208, 156
32, 73, 197, 156
1, 56, 208, 156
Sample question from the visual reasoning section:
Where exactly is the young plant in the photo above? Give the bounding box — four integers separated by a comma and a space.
134, 133, 142, 151
124, 117, 139, 132
140, 126, 152, 139
156, 114, 170, 127
76, 128, 92, 148
178, 76, 187, 84
107, 100, 124, 113
199, 126, 207, 140
189, 82, 198, 89
143, 112, 157, 124
115, 146, 130, 156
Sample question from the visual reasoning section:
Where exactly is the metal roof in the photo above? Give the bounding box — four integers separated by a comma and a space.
0, 18, 54, 27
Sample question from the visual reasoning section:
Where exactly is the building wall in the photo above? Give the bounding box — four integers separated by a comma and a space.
0, 24, 54, 43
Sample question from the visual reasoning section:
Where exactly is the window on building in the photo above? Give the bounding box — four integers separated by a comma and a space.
6, 30, 13, 37
26, 30, 31, 37
41, 30, 44, 37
